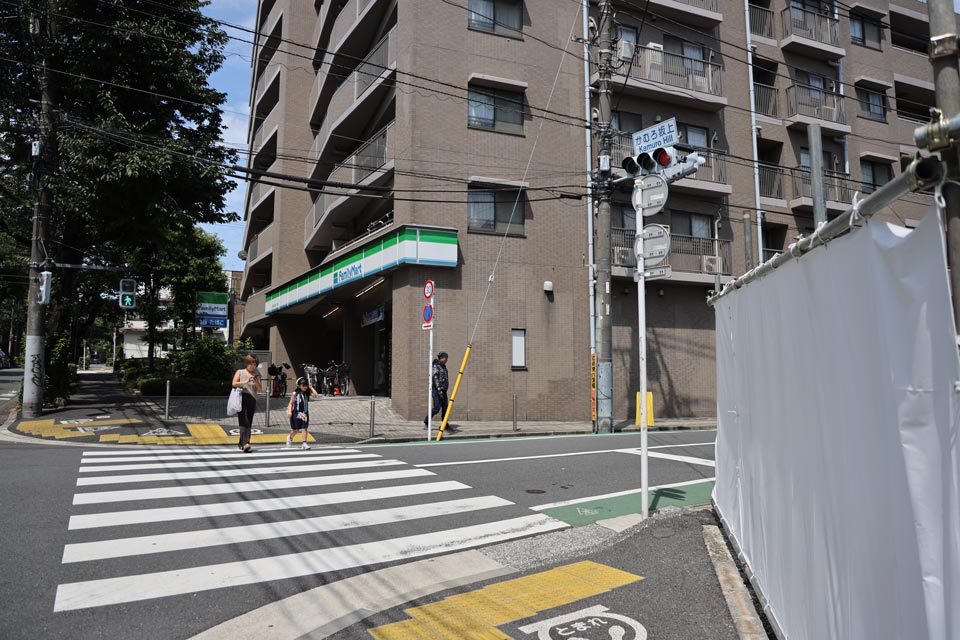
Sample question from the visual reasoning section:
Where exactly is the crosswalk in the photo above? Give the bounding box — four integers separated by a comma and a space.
55, 445, 567, 613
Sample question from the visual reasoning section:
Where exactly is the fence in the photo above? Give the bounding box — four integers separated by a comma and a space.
622, 45, 724, 97
749, 5, 774, 39
787, 84, 847, 125
612, 228, 732, 275
759, 163, 785, 199
753, 83, 778, 117
790, 168, 854, 204
781, 5, 840, 47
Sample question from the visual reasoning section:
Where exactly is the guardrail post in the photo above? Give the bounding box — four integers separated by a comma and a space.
513, 394, 518, 432
265, 378, 270, 430
164, 379, 170, 420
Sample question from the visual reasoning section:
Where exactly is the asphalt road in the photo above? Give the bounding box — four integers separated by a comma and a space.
0, 430, 717, 639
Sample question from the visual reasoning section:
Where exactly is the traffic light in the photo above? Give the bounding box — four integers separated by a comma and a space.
661, 151, 707, 182
119, 278, 137, 310
37, 271, 51, 305
621, 146, 678, 176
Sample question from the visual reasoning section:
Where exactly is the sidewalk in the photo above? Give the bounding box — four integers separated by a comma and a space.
8, 371, 716, 446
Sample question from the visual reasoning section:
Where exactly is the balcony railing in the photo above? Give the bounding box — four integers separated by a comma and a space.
666, 0, 718, 11
758, 163, 785, 199
686, 147, 727, 184
754, 83, 778, 117
592, 131, 634, 170
328, 122, 395, 186
781, 6, 840, 48
611, 228, 732, 275
621, 45, 723, 97
254, 66, 279, 105
786, 84, 847, 125
749, 5, 774, 39
790, 168, 854, 204
356, 31, 394, 96
762, 248, 782, 262
248, 233, 259, 262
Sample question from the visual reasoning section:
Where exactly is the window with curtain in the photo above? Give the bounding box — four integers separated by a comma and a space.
468, 86, 524, 134
672, 212, 713, 238
468, 188, 526, 235
855, 86, 887, 120
850, 14, 882, 49
861, 160, 892, 193
467, 0, 522, 37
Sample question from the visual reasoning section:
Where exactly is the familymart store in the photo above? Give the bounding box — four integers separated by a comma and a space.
253, 225, 458, 397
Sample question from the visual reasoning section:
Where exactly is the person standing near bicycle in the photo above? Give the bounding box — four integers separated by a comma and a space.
286, 376, 318, 449
232, 355, 262, 453
424, 351, 457, 432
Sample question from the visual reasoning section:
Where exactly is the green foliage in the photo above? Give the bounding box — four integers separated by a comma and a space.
119, 357, 172, 389
139, 377, 232, 397
168, 336, 251, 382
45, 332, 75, 405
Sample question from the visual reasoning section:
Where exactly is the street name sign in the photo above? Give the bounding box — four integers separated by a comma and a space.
632, 117, 678, 155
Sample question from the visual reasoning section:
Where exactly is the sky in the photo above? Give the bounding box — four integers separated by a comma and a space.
200, 0, 259, 273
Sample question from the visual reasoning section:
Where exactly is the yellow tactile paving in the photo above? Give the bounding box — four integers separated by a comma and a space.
56, 418, 141, 427
368, 561, 642, 639
21, 418, 322, 446
97, 434, 120, 443
368, 618, 439, 640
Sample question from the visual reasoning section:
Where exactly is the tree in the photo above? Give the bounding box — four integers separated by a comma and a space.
0, 1, 239, 389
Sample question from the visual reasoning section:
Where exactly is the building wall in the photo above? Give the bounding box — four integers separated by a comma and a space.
240, 0, 946, 421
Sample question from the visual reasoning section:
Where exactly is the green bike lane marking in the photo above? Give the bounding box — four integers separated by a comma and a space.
535, 479, 716, 527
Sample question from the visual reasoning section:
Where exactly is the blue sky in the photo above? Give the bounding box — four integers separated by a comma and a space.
201, 0, 259, 272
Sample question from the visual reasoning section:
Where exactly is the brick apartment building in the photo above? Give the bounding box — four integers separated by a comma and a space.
238, 0, 940, 421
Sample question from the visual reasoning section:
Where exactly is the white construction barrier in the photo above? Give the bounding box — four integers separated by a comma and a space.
713, 207, 960, 639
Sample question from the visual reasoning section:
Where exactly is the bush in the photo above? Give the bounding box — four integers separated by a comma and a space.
120, 357, 172, 389
168, 336, 244, 382
139, 377, 233, 396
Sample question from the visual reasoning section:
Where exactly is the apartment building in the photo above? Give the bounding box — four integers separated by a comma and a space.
239, 0, 943, 421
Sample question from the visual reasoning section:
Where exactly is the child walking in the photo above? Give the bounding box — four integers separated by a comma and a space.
287, 376, 318, 449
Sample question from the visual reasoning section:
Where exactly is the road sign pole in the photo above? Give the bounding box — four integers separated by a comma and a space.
633, 182, 650, 520
427, 292, 434, 442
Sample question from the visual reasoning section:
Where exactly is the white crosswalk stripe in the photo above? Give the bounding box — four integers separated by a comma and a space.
55, 446, 567, 612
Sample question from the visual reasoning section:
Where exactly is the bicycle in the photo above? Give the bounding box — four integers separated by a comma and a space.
267, 362, 290, 397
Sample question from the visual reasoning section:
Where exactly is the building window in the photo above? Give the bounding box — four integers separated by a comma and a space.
851, 14, 882, 49
468, 86, 524, 134
468, 188, 525, 235
678, 123, 709, 148
467, 0, 522, 37
612, 203, 636, 231
612, 110, 642, 135
511, 329, 526, 369
855, 86, 887, 121
672, 211, 713, 238
861, 160, 892, 193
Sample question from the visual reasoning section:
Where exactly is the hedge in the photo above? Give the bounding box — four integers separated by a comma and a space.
139, 377, 233, 397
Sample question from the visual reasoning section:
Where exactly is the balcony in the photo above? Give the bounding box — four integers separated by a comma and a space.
754, 82, 778, 118
612, 228, 733, 283
306, 123, 395, 251
601, 45, 727, 111
785, 84, 850, 135
670, 147, 732, 196
253, 66, 281, 119
329, 0, 392, 64
311, 30, 396, 170
593, 131, 635, 174
749, 5, 775, 40
779, 6, 844, 59
247, 221, 278, 266
758, 163, 785, 201
648, 0, 722, 29
789, 168, 854, 211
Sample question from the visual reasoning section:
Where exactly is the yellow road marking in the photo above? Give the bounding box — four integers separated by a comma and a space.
56, 418, 141, 427
368, 561, 642, 639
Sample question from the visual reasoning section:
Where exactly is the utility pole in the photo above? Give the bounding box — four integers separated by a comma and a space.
929, 0, 960, 334
22, 0, 56, 418
595, 0, 614, 433
808, 123, 827, 226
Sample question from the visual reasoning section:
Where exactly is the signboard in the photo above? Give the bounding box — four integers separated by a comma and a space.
633, 175, 668, 217
642, 265, 673, 281
423, 280, 435, 299
632, 117, 678, 156
636, 224, 670, 267
197, 291, 229, 329
590, 353, 597, 421
361, 304, 384, 327
333, 263, 363, 286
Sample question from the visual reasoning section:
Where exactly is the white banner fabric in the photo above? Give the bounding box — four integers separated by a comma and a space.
713, 208, 960, 640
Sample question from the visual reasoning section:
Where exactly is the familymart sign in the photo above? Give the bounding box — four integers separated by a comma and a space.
265, 226, 458, 315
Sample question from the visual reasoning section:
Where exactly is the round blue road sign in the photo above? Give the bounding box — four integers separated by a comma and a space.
422, 304, 433, 323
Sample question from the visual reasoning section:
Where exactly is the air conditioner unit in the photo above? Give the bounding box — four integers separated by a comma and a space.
618, 39, 635, 62
702, 255, 722, 275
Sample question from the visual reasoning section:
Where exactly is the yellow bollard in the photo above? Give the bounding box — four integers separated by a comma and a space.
436, 344, 472, 441
635, 391, 654, 427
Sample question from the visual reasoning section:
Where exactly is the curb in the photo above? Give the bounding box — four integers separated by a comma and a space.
702, 525, 768, 640
355, 424, 717, 445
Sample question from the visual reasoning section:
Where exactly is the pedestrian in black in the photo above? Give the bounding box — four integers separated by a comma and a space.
424, 351, 457, 432
232, 354, 262, 452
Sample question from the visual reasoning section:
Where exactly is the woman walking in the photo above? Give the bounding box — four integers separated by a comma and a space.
286, 376, 318, 450
232, 354, 262, 453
